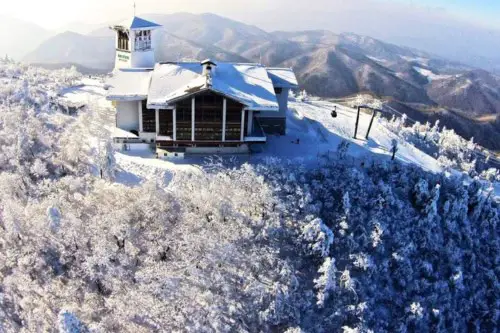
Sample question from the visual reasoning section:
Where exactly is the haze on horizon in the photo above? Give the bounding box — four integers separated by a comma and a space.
2, 0, 499, 30
1, 0, 499, 72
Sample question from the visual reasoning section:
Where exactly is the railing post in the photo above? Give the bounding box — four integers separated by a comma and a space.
240, 109, 245, 142
366, 109, 377, 140
354, 106, 361, 139
191, 97, 195, 142
138, 101, 143, 133
247, 110, 253, 135
222, 98, 227, 142
173, 108, 177, 141
155, 109, 159, 135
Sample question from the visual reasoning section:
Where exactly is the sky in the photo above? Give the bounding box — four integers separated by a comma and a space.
1, 0, 499, 30
399, 0, 500, 27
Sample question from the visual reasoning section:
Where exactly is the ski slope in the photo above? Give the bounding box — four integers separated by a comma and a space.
260, 99, 442, 173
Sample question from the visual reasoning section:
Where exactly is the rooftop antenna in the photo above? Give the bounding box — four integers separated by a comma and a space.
133, 2, 136, 16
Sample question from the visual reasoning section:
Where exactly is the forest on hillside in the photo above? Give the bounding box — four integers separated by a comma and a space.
0, 61, 498, 332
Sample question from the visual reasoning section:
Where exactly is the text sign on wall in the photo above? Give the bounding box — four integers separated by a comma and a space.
117, 52, 130, 62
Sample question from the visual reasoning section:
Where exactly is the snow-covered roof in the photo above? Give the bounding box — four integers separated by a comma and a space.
106, 69, 152, 101
147, 62, 280, 111
111, 127, 139, 139
114, 16, 161, 30
267, 68, 299, 88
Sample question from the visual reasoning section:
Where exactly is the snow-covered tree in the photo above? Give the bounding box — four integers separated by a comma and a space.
0, 62, 498, 332
314, 257, 337, 307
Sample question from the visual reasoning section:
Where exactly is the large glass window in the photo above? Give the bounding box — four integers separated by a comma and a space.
142, 100, 156, 133
158, 110, 173, 137
117, 30, 129, 51
173, 92, 244, 142
226, 99, 243, 141
194, 92, 224, 141
135, 30, 152, 51
175, 98, 192, 141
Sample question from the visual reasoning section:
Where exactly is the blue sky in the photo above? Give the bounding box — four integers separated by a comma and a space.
2, 0, 499, 30
395, 0, 500, 28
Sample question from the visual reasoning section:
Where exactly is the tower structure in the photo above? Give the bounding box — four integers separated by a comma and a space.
110, 16, 162, 69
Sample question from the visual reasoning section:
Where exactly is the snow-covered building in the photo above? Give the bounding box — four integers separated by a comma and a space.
105, 16, 298, 154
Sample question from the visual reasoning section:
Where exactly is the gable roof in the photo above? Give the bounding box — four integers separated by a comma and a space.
105, 61, 298, 111
147, 62, 280, 111
115, 16, 162, 30
267, 68, 299, 88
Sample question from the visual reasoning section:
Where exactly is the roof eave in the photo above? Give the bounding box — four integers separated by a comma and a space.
148, 87, 252, 109
273, 83, 299, 89
147, 87, 280, 112
107, 95, 147, 102
245, 106, 280, 112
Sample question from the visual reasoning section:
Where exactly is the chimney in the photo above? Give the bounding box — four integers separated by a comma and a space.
201, 59, 217, 77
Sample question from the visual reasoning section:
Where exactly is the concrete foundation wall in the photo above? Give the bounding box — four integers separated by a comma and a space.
116, 101, 139, 132
186, 145, 249, 154
114, 142, 152, 152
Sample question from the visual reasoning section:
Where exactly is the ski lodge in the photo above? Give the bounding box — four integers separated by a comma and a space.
105, 16, 298, 155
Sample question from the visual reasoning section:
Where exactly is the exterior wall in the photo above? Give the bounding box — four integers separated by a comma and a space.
131, 51, 155, 68
256, 88, 289, 135
258, 88, 289, 119
116, 101, 140, 132
114, 142, 152, 152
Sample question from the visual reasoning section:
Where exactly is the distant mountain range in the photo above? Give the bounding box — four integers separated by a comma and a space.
0, 16, 51, 60
6, 12, 500, 150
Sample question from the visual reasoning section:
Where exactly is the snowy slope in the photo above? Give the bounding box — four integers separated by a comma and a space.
413, 66, 452, 82
262, 99, 442, 173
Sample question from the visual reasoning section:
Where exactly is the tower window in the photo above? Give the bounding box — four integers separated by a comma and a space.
135, 30, 152, 51
117, 30, 129, 51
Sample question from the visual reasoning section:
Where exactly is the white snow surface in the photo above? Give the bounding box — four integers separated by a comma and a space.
261, 100, 442, 173
267, 68, 299, 88
147, 62, 280, 111
111, 127, 139, 138
400, 55, 430, 66
59, 78, 112, 109
413, 67, 452, 81
106, 69, 153, 101
367, 56, 390, 65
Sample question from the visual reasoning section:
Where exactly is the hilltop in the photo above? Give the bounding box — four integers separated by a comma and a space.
0, 61, 498, 332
